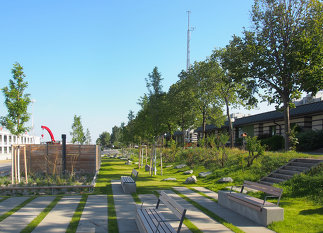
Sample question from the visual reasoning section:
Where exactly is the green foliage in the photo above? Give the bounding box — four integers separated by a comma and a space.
245, 136, 265, 167
97, 131, 111, 148
70, 115, 86, 144
282, 164, 323, 204
260, 135, 284, 151
296, 130, 323, 151
1, 62, 31, 136
85, 128, 91, 145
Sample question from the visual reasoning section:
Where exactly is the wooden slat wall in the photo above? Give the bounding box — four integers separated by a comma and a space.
18, 144, 100, 175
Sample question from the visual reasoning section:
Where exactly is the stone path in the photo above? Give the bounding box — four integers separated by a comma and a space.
112, 179, 139, 233
173, 187, 274, 233
76, 195, 108, 233
192, 187, 218, 200
0, 196, 56, 233
0, 196, 29, 216
138, 194, 192, 233
164, 189, 233, 233
32, 196, 81, 233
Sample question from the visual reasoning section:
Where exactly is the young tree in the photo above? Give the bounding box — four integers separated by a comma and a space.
1, 62, 31, 136
70, 115, 86, 144
85, 128, 91, 145
224, 0, 323, 150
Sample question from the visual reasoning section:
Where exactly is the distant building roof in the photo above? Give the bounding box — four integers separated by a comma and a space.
195, 101, 323, 132
234, 101, 323, 126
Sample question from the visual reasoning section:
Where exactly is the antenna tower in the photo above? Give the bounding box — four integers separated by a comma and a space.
186, 11, 194, 71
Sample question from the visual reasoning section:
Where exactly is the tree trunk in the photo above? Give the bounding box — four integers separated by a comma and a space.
225, 97, 233, 148
283, 98, 291, 151
202, 108, 206, 139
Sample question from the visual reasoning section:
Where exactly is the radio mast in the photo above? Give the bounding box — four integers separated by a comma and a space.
186, 11, 194, 71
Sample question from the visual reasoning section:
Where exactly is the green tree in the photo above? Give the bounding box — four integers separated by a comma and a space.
85, 128, 91, 145
211, 49, 257, 147
167, 77, 198, 146
224, 0, 323, 150
97, 131, 111, 148
70, 115, 86, 144
186, 61, 225, 139
1, 62, 31, 136
110, 125, 123, 146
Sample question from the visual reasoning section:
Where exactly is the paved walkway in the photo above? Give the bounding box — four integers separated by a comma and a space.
173, 187, 274, 233
164, 189, 233, 233
0, 196, 55, 233
112, 179, 139, 233
0, 196, 29, 216
76, 195, 108, 233
192, 187, 218, 200
32, 196, 81, 233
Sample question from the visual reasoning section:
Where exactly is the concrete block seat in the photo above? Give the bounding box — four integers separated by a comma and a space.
218, 181, 284, 226
121, 169, 138, 193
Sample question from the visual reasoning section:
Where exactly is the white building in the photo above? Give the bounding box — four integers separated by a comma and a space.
0, 128, 40, 160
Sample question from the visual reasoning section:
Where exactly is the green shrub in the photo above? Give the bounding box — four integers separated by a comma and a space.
260, 135, 284, 151
296, 130, 323, 151
282, 164, 323, 203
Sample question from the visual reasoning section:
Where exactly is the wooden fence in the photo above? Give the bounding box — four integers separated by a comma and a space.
18, 144, 101, 175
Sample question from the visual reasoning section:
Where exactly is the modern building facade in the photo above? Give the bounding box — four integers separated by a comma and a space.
0, 129, 40, 160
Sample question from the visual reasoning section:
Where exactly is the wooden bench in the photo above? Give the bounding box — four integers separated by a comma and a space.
136, 191, 187, 233
218, 181, 284, 226
121, 169, 138, 193
228, 181, 283, 211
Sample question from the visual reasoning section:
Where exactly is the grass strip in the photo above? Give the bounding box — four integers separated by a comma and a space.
66, 194, 88, 233
0, 196, 37, 222
107, 180, 119, 233
171, 188, 245, 233
189, 187, 218, 203
21, 195, 62, 233
131, 192, 141, 205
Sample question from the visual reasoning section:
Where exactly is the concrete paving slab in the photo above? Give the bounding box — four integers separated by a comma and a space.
0, 196, 29, 216
0, 196, 56, 233
164, 189, 232, 233
139, 194, 192, 233
76, 195, 108, 233
173, 187, 274, 233
32, 196, 81, 233
193, 187, 218, 200
112, 179, 139, 233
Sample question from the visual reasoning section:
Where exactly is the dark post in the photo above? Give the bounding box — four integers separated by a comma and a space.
62, 134, 66, 175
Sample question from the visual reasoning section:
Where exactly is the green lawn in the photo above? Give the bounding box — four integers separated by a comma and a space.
98, 156, 322, 233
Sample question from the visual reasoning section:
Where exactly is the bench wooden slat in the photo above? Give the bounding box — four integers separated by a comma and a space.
160, 191, 185, 220
244, 181, 283, 196
228, 195, 262, 211
228, 193, 276, 207
145, 209, 168, 233
150, 209, 176, 233
137, 209, 154, 233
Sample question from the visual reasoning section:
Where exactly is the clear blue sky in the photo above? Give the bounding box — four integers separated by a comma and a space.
0, 0, 274, 142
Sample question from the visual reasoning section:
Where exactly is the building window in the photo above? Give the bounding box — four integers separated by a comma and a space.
269, 126, 276, 136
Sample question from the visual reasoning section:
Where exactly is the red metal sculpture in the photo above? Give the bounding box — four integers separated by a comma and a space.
41, 125, 56, 143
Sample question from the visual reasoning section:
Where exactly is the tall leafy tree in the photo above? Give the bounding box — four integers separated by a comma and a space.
85, 128, 91, 145
70, 115, 86, 144
110, 125, 123, 146
223, 0, 323, 150
185, 61, 225, 139
145, 67, 166, 138
168, 77, 198, 146
211, 49, 257, 147
1, 62, 31, 136
97, 131, 111, 148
